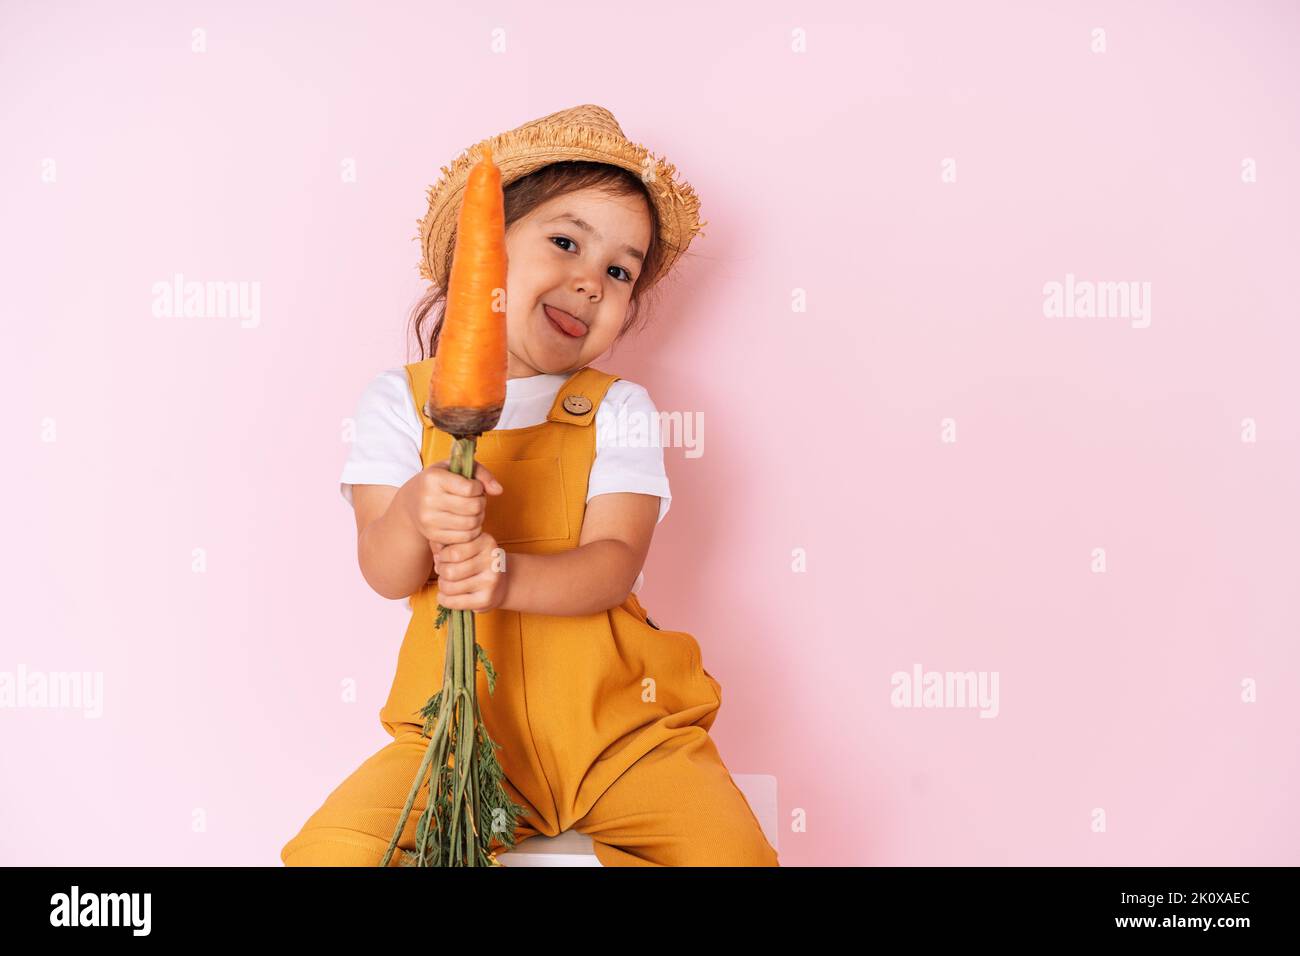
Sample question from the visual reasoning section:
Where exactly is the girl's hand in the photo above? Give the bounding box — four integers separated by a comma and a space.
398, 458, 504, 550
433, 532, 510, 612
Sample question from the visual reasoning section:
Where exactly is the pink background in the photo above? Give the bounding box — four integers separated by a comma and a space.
2, 0, 1298, 866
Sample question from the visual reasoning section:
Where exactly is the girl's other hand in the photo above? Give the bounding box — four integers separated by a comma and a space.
398, 458, 503, 548
433, 531, 510, 612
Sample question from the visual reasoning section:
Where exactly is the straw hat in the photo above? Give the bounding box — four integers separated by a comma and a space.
415, 104, 707, 292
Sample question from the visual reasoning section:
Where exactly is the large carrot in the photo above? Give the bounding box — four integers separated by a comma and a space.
425, 142, 508, 437
381, 144, 525, 868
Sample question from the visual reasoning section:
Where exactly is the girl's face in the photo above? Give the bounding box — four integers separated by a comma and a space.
502, 185, 653, 378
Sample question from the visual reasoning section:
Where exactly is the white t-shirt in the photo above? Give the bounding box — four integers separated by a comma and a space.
341, 368, 671, 594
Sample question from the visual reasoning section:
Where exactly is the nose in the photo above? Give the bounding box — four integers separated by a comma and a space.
572, 269, 603, 302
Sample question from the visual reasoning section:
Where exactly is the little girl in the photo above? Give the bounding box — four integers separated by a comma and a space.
280, 104, 779, 867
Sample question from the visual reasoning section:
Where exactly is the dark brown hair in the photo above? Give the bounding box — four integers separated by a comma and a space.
408, 160, 670, 362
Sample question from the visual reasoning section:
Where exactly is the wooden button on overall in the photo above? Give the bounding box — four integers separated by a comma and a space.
562, 394, 592, 415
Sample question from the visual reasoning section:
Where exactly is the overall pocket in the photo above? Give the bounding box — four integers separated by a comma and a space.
475, 456, 570, 545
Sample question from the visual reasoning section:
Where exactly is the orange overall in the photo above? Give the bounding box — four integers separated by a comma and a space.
281, 361, 779, 866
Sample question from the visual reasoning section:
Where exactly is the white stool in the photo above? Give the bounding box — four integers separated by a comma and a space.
494, 773, 778, 866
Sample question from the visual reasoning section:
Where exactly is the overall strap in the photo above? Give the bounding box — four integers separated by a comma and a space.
404, 357, 435, 433
546, 366, 621, 426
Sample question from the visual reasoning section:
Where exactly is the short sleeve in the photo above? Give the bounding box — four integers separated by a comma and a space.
588, 380, 672, 524
340, 368, 424, 506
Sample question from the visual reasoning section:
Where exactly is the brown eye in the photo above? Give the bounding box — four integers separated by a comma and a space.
552, 235, 632, 283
